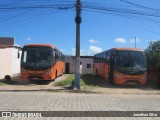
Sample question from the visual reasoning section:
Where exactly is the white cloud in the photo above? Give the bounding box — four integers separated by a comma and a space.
72, 49, 91, 56
70, 46, 102, 56
114, 37, 141, 44
114, 38, 127, 43
26, 37, 31, 41
89, 39, 100, 43
89, 45, 103, 54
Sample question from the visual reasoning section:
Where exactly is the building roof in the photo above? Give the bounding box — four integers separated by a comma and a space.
0, 45, 22, 50
0, 37, 14, 46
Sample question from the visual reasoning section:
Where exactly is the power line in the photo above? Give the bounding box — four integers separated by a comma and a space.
0, 0, 24, 7
0, 1, 75, 31
82, 3, 160, 18
0, 1, 75, 24
119, 0, 160, 13
0, 10, 68, 32
1, 0, 160, 34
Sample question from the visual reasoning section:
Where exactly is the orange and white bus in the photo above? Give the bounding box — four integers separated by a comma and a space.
93, 48, 147, 85
21, 44, 65, 81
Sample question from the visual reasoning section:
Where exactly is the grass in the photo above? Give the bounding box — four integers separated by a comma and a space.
0, 82, 7, 86
54, 74, 77, 86
54, 74, 104, 90
0, 79, 8, 86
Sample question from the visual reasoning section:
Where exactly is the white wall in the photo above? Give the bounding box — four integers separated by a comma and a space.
0, 48, 12, 79
65, 56, 93, 74
0, 47, 21, 79
65, 56, 75, 74
80, 58, 93, 74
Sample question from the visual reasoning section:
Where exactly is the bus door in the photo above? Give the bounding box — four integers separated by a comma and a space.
104, 64, 109, 81
104, 53, 109, 81
108, 54, 116, 84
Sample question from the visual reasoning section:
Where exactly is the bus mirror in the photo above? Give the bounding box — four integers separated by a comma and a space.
17, 50, 20, 59
18, 53, 20, 58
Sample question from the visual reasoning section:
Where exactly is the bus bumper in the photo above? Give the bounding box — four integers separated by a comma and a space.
114, 72, 147, 85
20, 69, 55, 81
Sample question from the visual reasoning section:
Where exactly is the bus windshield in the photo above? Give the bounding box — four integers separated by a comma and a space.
21, 47, 53, 69
115, 51, 147, 74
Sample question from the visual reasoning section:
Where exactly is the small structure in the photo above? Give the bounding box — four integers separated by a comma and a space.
0, 37, 22, 80
65, 56, 93, 74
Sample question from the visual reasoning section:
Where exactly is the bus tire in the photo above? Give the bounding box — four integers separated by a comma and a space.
5, 75, 11, 81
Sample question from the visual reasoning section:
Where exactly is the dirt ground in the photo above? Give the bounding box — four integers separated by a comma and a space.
0, 74, 160, 94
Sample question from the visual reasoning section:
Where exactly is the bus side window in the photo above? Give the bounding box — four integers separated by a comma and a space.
106, 53, 109, 63
102, 53, 105, 63
111, 53, 116, 59
98, 55, 101, 62
54, 49, 58, 60
94, 55, 97, 63
59, 52, 61, 60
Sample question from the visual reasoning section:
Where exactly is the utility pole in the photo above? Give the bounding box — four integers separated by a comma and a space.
74, 0, 81, 89
135, 37, 136, 48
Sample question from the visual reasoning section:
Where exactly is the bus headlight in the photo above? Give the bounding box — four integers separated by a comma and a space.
45, 70, 52, 75
115, 73, 123, 78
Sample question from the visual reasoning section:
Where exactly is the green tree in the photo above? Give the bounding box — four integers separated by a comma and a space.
145, 40, 160, 86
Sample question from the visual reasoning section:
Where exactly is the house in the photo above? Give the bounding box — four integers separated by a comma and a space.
0, 37, 22, 80
65, 56, 93, 74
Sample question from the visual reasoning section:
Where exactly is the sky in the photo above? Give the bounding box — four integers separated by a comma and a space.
0, 0, 160, 56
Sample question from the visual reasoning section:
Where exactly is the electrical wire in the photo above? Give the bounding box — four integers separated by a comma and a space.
82, 3, 160, 18
119, 0, 160, 13
1, 0, 160, 34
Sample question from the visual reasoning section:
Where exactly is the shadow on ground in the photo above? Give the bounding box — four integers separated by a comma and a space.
0, 74, 159, 93
81, 74, 159, 90
0, 79, 52, 86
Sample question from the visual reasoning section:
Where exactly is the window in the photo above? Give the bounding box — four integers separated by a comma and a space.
86, 64, 92, 68
102, 53, 106, 63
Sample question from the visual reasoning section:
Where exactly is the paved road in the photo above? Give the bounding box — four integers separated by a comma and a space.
0, 91, 160, 120
0, 74, 160, 119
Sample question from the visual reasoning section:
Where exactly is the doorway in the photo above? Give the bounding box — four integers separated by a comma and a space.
65, 63, 70, 74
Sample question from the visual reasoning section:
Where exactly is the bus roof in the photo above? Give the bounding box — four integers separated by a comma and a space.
94, 47, 144, 55
111, 47, 143, 51
24, 44, 56, 48
23, 44, 64, 54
